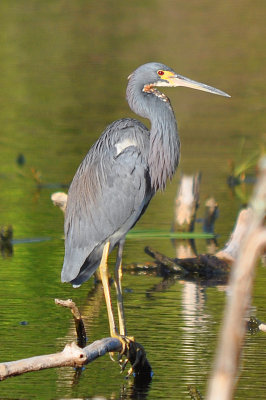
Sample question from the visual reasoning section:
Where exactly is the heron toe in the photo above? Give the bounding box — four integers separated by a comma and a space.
110, 334, 147, 376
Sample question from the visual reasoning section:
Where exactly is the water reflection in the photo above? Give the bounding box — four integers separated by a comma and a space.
181, 282, 209, 384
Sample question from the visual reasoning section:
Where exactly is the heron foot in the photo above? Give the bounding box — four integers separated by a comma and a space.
110, 335, 148, 377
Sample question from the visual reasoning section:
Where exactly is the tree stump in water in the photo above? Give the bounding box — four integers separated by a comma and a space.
173, 173, 201, 232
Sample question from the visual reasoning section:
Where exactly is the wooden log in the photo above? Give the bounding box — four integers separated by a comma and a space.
206, 157, 266, 400
145, 246, 230, 279
173, 173, 201, 232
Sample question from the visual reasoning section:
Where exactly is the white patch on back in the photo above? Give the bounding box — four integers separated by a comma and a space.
115, 138, 137, 155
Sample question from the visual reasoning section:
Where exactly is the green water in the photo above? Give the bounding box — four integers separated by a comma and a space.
0, 1, 265, 399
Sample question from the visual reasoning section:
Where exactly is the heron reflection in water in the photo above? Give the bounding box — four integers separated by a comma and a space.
61, 62, 230, 352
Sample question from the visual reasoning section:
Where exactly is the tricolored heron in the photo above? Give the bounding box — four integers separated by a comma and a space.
61, 62, 229, 348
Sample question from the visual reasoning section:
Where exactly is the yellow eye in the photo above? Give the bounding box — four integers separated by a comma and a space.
157, 70, 165, 76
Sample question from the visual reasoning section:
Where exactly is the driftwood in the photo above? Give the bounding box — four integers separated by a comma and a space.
0, 298, 152, 381
206, 157, 266, 400
173, 173, 201, 232
145, 246, 230, 280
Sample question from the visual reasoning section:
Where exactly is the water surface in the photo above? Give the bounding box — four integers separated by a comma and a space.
0, 1, 265, 399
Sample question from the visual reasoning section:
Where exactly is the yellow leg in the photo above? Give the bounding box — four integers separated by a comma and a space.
114, 239, 126, 336
99, 241, 146, 375
99, 241, 118, 337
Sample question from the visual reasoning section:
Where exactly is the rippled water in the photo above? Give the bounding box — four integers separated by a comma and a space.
0, 1, 265, 399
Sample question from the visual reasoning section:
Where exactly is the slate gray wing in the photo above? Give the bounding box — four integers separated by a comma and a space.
61, 120, 152, 283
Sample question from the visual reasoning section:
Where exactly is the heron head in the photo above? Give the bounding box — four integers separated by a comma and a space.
129, 62, 230, 98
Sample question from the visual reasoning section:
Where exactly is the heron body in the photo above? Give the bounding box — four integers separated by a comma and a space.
61, 62, 229, 343
62, 117, 156, 286
62, 63, 183, 286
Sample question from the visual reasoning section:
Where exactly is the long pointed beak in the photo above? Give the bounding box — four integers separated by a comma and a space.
156, 72, 230, 98
173, 74, 230, 97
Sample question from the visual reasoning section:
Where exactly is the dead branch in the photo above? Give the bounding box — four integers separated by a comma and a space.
145, 247, 230, 279
216, 207, 255, 264
55, 298, 87, 348
206, 157, 266, 400
0, 298, 152, 381
145, 247, 187, 274
173, 173, 201, 232
0, 338, 122, 381
51, 192, 67, 213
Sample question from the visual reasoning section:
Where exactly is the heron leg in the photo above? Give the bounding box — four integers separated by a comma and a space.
114, 238, 126, 336
99, 241, 118, 337
99, 241, 148, 375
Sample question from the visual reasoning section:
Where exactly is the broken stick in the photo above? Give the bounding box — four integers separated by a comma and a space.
206, 157, 266, 400
55, 298, 87, 348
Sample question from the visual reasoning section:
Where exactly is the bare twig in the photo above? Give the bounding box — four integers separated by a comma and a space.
206, 157, 266, 400
55, 298, 87, 347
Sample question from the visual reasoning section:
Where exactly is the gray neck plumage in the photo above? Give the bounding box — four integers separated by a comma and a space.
126, 81, 180, 191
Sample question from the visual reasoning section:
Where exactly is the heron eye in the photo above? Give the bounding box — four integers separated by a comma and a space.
157, 70, 164, 76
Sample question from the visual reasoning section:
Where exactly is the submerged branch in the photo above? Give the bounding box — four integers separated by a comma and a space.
145, 247, 230, 280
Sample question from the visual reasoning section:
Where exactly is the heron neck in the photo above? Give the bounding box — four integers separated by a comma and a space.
148, 97, 180, 190
127, 84, 180, 191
